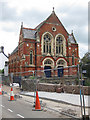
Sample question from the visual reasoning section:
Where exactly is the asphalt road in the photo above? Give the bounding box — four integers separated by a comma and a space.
1, 95, 60, 118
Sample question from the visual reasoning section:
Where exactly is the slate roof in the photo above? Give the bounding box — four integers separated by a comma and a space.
10, 28, 36, 55
11, 46, 18, 55
35, 21, 45, 30
22, 28, 36, 39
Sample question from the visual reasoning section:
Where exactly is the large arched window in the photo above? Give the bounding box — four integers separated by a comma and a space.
43, 34, 51, 54
56, 36, 63, 55
30, 51, 33, 64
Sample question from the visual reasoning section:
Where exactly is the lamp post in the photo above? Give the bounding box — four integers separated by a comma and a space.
0, 46, 9, 58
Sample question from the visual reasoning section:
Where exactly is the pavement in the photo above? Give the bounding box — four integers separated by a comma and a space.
2, 85, 90, 107
20, 91, 90, 107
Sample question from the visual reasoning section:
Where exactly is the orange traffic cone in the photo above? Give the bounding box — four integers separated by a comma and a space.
35, 91, 42, 110
0, 84, 2, 95
32, 91, 42, 111
10, 87, 14, 101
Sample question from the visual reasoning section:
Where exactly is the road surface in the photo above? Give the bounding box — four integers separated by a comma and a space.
1, 95, 60, 118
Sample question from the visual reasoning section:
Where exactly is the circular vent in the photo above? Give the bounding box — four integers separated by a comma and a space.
52, 27, 56, 31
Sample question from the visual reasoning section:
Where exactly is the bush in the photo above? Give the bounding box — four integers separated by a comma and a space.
75, 78, 79, 85
84, 78, 90, 86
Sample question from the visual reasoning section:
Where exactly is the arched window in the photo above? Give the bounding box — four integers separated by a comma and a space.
57, 60, 64, 65
43, 34, 51, 54
56, 36, 63, 55
44, 60, 52, 64
30, 51, 33, 64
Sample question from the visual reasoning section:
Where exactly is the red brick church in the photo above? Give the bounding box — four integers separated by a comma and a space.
9, 9, 79, 77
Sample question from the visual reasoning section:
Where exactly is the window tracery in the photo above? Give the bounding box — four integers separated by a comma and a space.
43, 34, 52, 54
56, 36, 63, 55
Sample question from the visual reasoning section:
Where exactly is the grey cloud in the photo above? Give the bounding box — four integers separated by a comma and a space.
88, 1, 90, 52
57, 6, 87, 27
0, 2, 17, 22
0, 2, 88, 50
76, 31, 88, 45
56, 5, 88, 48
0, 2, 48, 30
2, 22, 19, 32
19, 9, 48, 28
66, 25, 88, 45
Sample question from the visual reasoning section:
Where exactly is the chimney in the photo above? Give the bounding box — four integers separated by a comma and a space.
0, 46, 4, 53
21, 22, 23, 28
71, 30, 73, 35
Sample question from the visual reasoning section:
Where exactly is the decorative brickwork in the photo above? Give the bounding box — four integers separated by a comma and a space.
9, 10, 79, 77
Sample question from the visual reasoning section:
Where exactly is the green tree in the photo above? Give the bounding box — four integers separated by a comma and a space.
0, 70, 2, 73
0, 69, 4, 74
81, 52, 90, 78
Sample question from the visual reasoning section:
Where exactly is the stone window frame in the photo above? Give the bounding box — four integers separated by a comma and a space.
52, 27, 56, 31
43, 34, 51, 53
56, 58, 67, 68
55, 34, 66, 56
41, 32, 54, 55
42, 57, 54, 68
44, 60, 52, 64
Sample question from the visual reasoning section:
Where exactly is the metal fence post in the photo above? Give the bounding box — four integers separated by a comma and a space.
81, 63, 86, 120
10, 72, 13, 86
35, 70, 37, 92
78, 64, 83, 118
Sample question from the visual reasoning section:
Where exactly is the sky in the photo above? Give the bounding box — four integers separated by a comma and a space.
0, 0, 89, 69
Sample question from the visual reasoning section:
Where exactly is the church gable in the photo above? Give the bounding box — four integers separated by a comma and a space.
9, 9, 79, 78
35, 9, 68, 37
45, 10, 61, 25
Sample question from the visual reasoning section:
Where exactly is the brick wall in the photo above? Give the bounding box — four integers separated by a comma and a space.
8, 12, 79, 77
22, 80, 90, 95
37, 83, 90, 95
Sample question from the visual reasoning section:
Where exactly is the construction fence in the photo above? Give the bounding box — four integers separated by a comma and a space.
2, 65, 89, 91
0, 66, 90, 119
1, 65, 87, 91
12, 65, 78, 86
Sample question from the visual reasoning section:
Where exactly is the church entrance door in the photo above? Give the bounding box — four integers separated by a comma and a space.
58, 66, 63, 77
44, 66, 51, 77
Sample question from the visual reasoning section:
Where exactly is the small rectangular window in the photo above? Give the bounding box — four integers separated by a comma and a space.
72, 56, 74, 65
30, 54, 32, 64
30, 51, 33, 64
